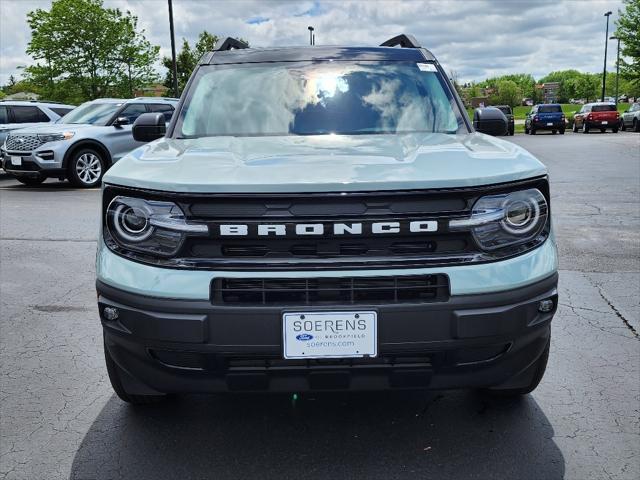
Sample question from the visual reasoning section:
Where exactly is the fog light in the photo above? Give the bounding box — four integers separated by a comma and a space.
538, 299, 554, 313
103, 306, 119, 321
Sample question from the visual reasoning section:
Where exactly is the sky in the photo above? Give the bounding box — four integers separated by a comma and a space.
0, 0, 627, 86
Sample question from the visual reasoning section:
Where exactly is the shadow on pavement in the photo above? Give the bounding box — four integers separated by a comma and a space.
70, 390, 564, 479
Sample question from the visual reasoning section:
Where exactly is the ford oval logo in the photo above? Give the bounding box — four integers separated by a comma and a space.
296, 333, 313, 341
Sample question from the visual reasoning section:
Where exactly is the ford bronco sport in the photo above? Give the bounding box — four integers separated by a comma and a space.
96, 35, 558, 404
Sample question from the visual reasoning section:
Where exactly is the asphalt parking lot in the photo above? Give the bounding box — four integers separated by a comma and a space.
0, 131, 638, 480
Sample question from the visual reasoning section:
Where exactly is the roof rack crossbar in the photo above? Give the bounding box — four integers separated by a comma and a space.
380, 34, 421, 49
214, 37, 249, 52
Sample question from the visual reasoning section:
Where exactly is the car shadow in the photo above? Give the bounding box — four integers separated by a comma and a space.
69, 390, 564, 480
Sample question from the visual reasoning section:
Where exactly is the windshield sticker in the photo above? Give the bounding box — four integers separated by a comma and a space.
417, 63, 437, 72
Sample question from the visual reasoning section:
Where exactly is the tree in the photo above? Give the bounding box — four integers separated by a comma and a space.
24, 0, 159, 103
615, 0, 640, 88
162, 31, 249, 95
493, 80, 521, 107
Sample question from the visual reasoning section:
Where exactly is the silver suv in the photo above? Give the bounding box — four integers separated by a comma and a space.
1, 97, 178, 187
0, 100, 76, 145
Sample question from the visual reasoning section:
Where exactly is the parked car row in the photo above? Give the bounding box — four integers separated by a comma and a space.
478, 102, 640, 136
0, 97, 178, 187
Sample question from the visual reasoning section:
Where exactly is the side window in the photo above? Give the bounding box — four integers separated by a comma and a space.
51, 107, 74, 117
148, 104, 175, 122
11, 106, 50, 123
0, 106, 8, 124
117, 104, 147, 124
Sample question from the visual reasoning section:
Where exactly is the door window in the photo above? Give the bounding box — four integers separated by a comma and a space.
11, 106, 50, 123
117, 104, 147, 124
147, 104, 175, 122
0, 106, 8, 124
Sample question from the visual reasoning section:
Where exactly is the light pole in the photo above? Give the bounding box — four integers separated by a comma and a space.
168, 0, 179, 97
610, 35, 621, 105
601, 11, 612, 101
308, 26, 315, 46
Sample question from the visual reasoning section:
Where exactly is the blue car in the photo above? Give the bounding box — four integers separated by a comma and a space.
525, 104, 566, 135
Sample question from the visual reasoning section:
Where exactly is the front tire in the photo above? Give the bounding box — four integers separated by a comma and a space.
530, 127, 536, 135
67, 148, 105, 188
582, 122, 590, 134
104, 340, 166, 405
486, 338, 550, 397
621, 121, 626, 131
15, 175, 45, 186
572, 122, 578, 133
634, 118, 639, 132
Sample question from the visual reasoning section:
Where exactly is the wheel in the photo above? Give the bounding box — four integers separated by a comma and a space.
582, 122, 590, 134
509, 127, 514, 136
486, 338, 550, 396
67, 148, 105, 188
572, 122, 578, 133
524, 126, 529, 134
634, 119, 639, 132
600, 128, 606, 133
104, 339, 166, 405
612, 127, 618, 133
551, 130, 557, 134
621, 121, 626, 131
15, 175, 45, 186
530, 127, 536, 135
559, 129, 565, 135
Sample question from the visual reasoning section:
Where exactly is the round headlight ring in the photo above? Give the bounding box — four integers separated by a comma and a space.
501, 194, 541, 235
111, 202, 154, 242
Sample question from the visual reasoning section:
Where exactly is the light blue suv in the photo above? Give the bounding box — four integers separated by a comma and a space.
96, 35, 558, 404
1, 97, 177, 187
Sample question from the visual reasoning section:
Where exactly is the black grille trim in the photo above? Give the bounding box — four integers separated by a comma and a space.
211, 274, 450, 305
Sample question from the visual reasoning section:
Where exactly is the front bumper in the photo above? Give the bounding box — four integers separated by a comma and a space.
98, 272, 558, 393
1, 144, 66, 177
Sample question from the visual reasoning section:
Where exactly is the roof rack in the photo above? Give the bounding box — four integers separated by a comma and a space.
214, 37, 249, 52
0, 99, 65, 104
380, 34, 421, 49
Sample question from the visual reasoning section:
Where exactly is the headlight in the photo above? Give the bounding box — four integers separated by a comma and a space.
37, 132, 74, 143
450, 188, 548, 251
106, 196, 207, 256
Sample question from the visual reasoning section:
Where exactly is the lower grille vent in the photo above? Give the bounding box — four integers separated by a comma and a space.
212, 274, 449, 305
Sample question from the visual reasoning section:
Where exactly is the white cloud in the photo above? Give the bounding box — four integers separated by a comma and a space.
0, 0, 626, 85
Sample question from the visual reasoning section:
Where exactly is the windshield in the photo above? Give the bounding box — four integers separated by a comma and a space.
497, 106, 512, 115
175, 61, 466, 137
592, 104, 616, 112
539, 105, 562, 113
58, 102, 121, 125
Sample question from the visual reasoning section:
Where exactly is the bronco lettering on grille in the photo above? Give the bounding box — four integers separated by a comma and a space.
217, 221, 438, 237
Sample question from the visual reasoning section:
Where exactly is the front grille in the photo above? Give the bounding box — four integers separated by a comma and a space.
212, 274, 450, 305
104, 177, 550, 270
5, 134, 43, 152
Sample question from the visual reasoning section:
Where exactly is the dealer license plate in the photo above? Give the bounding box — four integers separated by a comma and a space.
282, 311, 377, 359
10, 156, 22, 166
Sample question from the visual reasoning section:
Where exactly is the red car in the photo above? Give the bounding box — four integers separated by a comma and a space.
572, 103, 619, 133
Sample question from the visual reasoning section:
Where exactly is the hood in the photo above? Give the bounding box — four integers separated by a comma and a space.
8, 123, 95, 135
104, 132, 547, 193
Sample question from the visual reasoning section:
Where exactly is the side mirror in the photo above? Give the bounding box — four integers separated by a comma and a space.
132, 113, 166, 142
473, 107, 509, 136
113, 116, 129, 127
